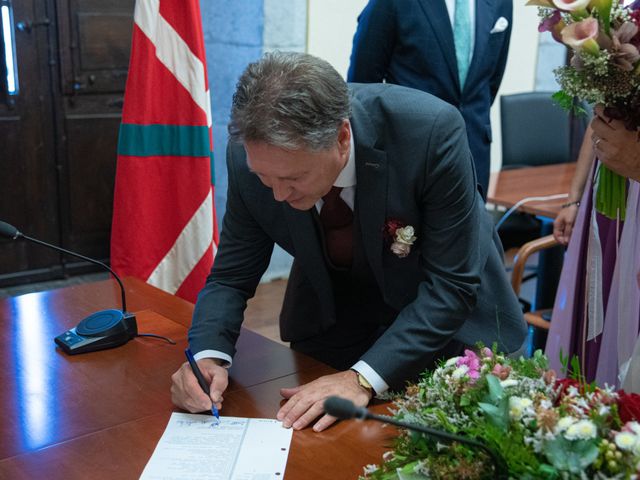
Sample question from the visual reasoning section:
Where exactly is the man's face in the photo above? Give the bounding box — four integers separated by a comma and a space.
245, 120, 351, 211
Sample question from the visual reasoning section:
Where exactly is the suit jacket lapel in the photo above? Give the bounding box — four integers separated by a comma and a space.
351, 97, 387, 294
466, 0, 495, 89
417, 0, 459, 92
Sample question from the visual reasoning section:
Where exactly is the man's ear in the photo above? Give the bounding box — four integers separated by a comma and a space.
337, 119, 351, 155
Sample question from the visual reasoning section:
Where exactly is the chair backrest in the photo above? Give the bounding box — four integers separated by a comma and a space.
500, 92, 572, 169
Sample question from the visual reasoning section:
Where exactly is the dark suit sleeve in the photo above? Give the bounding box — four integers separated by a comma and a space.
489, 1, 513, 103
360, 103, 494, 390
188, 144, 274, 358
347, 0, 396, 83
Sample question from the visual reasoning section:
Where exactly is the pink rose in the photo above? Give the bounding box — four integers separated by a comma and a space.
491, 364, 511, 380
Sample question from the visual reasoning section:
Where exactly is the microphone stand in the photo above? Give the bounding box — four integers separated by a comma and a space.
362, 410, 508, 479
18, 233, 128, 312
324, 396, 508, 479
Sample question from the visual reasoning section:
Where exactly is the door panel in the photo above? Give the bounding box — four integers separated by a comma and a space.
56, 0, 133, 264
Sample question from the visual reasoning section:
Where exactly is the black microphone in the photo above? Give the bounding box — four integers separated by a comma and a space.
323, 396, 508, 479
0, 220, 138, 354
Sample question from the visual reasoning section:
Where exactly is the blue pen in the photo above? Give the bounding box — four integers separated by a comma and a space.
185, 348, 220, 422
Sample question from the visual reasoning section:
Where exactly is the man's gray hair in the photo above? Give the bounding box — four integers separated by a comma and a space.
229, 51, 351, 151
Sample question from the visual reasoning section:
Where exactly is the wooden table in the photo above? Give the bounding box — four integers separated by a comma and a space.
488, 162, 577, 219
0, 278, 394, 479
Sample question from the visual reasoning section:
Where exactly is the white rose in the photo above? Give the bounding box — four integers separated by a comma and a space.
395, 226, 416, 245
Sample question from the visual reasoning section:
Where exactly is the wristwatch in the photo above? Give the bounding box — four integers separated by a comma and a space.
351, 369, 374, 396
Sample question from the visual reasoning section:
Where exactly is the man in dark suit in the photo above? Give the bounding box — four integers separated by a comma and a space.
347, 0, 512, 196
171, 52, 525, 432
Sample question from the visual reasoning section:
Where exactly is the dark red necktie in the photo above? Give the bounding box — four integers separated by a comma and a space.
320, 186, 353, 268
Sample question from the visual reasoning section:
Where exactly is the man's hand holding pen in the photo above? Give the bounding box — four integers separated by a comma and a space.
171, 356, 228, 416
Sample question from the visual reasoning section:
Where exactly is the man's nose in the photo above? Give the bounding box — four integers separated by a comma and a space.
271, 181, 291, 202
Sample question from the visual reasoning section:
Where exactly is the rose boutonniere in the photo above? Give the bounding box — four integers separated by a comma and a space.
383, 218, 417, 258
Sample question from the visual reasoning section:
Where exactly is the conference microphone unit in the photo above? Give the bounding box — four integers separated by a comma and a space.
0, 220, 137, 354
323, 396, 508, 479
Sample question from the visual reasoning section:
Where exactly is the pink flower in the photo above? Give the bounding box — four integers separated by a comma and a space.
457, 349, 481, 381
561, 17, 601, 55
481, 347, 493, 359
539, 11, 566, 42
492, 364, 512, 380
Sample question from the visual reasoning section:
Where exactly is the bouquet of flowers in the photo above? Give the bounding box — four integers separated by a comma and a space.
527, 0, 640, 220
362, 348, 640, 479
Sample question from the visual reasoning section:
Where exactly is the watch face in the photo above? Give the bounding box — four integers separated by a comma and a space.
357, 374, 372, 390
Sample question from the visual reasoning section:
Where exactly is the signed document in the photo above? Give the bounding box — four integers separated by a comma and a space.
140, 413, 293, 480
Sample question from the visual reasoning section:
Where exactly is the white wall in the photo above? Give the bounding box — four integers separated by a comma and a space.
307, 0, 368, 78
489, 4, 541, 172
306, 0, 542, 172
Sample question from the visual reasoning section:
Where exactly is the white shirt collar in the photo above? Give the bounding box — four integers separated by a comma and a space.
333, 124, 356, 188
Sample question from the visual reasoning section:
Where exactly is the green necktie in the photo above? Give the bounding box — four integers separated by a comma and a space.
453, 0, 471, 88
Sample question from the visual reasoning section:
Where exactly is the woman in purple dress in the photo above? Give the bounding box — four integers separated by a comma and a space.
547, 107, 640, 392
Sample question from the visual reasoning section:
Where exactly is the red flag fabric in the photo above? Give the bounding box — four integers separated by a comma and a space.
111, 0, 218, 303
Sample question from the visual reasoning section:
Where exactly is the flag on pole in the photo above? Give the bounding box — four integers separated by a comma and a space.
111, 0, 218, 303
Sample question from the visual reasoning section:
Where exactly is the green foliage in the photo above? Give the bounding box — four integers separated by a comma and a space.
543, 437, 600, 474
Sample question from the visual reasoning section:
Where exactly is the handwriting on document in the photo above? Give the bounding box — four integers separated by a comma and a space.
140, 413, 293, 480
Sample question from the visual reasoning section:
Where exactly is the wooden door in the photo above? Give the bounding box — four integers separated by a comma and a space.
0, 0, 134, 285
0, 0, 61, 284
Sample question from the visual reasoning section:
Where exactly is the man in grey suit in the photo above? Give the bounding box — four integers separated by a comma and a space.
171, 52, 525, 432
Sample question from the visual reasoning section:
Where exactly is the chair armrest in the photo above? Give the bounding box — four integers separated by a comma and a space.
511, 234, 560, 296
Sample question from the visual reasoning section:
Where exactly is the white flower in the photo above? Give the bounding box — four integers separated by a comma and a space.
615, 431, 638, 451
363, 464, 379, 474
500, 379, 518, 388
555, 416, 576, 433
395, 226, 416, 245
564, 419, 597, 440
445, 356, 461, 367
509, 396, 533, 420
452, 365, 469, 380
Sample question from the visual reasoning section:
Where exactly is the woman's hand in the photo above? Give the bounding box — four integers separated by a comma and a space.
553, 204, 579, 245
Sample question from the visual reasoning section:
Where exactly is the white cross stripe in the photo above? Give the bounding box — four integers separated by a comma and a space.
147, 189, 214, 294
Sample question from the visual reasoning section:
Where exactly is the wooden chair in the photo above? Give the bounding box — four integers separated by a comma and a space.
510, 234, 560, 330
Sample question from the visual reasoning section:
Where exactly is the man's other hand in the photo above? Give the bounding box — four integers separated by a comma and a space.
171, 358, 228, 413
277, 370, 372, 432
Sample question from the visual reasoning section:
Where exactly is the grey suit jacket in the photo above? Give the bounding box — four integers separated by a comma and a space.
347, 0, 513, 195
189, 83, 526, 390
